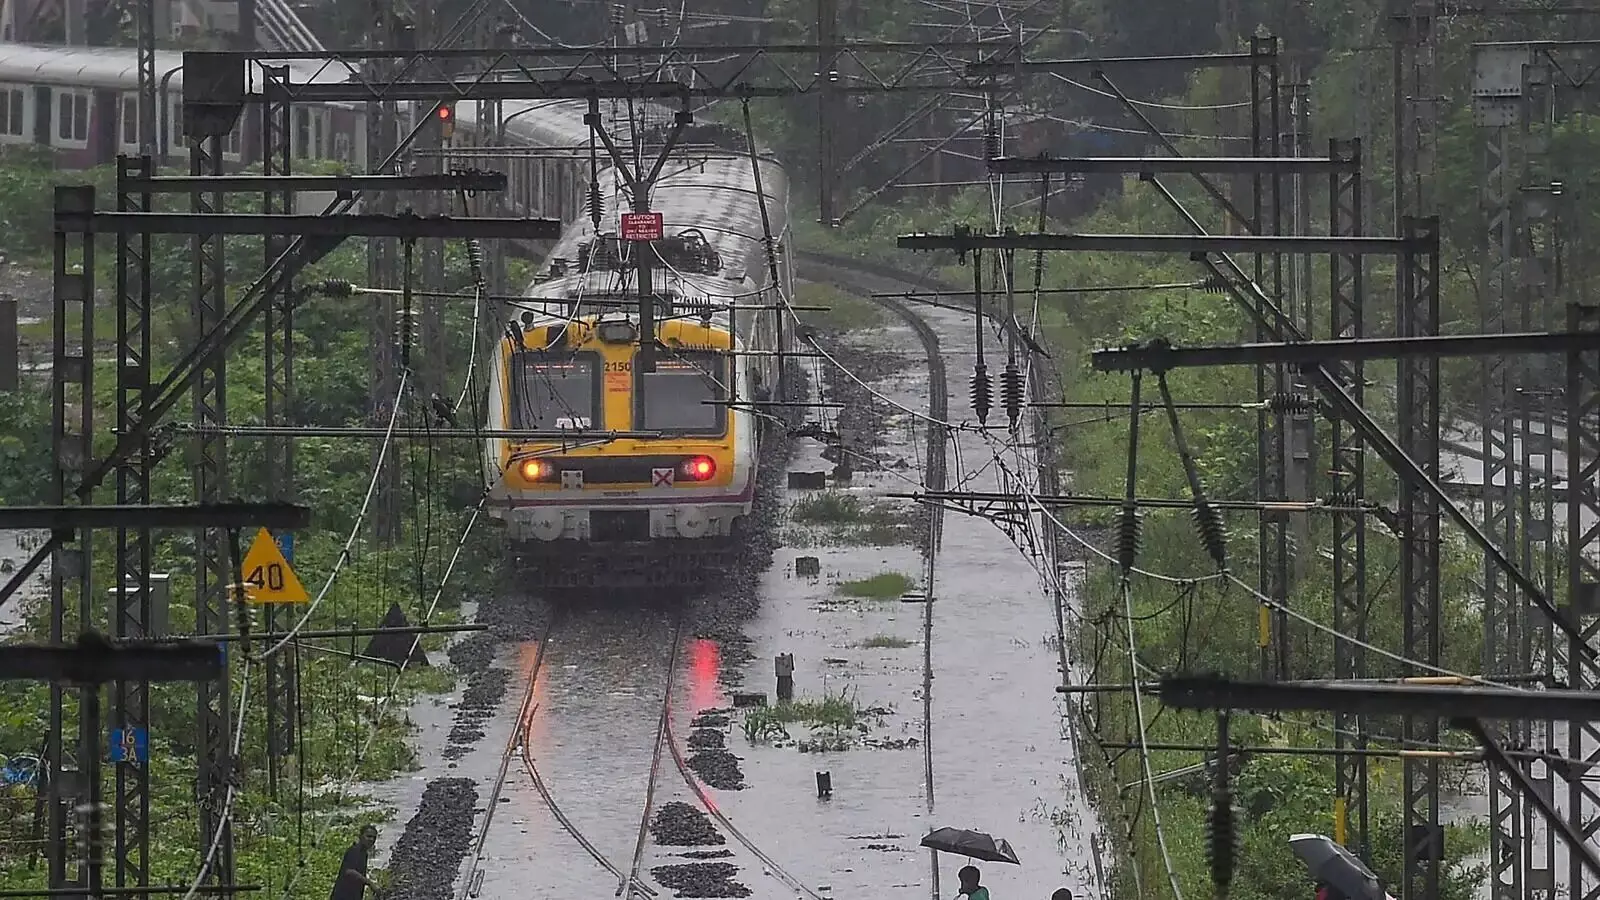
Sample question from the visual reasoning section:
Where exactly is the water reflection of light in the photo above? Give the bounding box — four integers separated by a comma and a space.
518, 639, 550, 747
686, 638, 720, 716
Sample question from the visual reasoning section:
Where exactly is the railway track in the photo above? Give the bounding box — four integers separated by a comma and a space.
454, 607, 685, 900
454, 251, 1036, 900
454, 601, 822, 900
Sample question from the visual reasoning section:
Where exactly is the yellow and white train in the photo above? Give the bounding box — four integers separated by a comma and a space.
482, 150, 793, 590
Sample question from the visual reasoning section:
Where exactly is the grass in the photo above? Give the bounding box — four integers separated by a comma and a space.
858, 634, 913, 649
837, 571, 916, 599
792, 490, 866, 524
740, 688, 870, 743
791, 491, 918, 546
798, 281, 885, 330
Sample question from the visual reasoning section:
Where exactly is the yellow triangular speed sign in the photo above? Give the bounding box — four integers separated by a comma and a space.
240, 528, 309, 604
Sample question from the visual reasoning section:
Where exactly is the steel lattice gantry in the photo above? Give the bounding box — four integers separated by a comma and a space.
1562, 302, 1600, 900
188, 115, 236, 892
1327, 138, 1370, 859
49, 186, 96, 894
113, 155, 154, 893
260, 65, 297, 792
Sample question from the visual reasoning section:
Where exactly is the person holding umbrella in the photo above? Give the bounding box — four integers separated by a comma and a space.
957, 865, 990, 900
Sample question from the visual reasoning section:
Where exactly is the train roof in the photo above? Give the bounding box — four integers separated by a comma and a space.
0, 41, 350, 92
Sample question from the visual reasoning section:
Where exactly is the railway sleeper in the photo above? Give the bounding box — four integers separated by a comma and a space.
512, 540, 738, 589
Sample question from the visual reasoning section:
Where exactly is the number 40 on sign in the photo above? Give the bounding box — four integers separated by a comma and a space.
239, 528, 309, 604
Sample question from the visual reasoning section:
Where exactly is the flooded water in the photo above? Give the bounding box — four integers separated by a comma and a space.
675, 306, 1107, 899
0, 530, 48, 639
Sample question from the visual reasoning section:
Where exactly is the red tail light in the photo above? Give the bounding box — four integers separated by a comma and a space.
680, 456, 716, 481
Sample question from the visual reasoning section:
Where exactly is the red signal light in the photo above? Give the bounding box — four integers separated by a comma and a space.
437, 103, 456, 140
436, 105, 453, 120
680, 456, 716, 481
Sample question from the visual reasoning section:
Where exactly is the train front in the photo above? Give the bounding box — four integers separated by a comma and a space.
483, 304, 759, 589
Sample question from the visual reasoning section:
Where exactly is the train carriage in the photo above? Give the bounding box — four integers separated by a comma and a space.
483, 153, 793, 590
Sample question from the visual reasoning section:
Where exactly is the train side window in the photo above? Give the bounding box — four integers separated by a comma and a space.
55, 92, 89, 145
0, 86, 25, 138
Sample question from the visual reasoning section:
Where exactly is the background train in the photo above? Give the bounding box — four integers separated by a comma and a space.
0, 39, 797, 591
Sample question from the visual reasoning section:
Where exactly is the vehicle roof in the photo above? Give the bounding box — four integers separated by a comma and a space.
0, 41, 346, 92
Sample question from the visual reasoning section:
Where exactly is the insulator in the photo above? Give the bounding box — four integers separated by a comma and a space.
1265, 391, 1314, 415
1192, 501, 1228, 571
318, 278, 354, 297
1198, 273, 1230, 294
983, 118, 1001, 160
586, 183, 604, 226
1323, 489, 1362, 508
1000, 365, 1025, 426
1115, 506, 1142, 572
971, 364, 993, 425
1207, 793, 1240, 892
466, 240, 485, 286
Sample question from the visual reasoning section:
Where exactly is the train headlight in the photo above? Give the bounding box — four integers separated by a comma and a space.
680, 456, 716, 481
520, 459, 549, 481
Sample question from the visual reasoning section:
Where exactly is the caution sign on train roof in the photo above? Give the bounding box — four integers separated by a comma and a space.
620, 212, 664, 242
239, 528, 309, 604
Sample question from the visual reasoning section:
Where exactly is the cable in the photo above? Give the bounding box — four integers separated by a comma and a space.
1121, 582, 1186, 900
260, 369, 412, 662
1048, 73, 1253, 111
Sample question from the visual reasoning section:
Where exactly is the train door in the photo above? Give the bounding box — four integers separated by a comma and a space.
31, 86, 50, 148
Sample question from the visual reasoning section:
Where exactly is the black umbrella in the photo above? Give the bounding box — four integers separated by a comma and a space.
1289, 834, 1384, 900
920, 828, 1021, 865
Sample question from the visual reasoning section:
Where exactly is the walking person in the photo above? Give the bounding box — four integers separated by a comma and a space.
330, 825, 380, 900
957, 865, 990, 900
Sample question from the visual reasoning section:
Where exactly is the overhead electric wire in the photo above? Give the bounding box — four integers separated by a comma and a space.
260, 370, 411, 662
1048, 73, 1253, 111
1120, 579, 1187, 900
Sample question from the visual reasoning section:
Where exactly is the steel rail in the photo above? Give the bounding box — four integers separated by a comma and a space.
620, 611, 689, 900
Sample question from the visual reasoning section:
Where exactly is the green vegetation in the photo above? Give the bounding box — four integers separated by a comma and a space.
740, 688, 872, 743
836, 572, 916, 599
858, 634, 913, 649
790, 491, 917, 545
797, 281, 885, 330
0, 152, 525, 897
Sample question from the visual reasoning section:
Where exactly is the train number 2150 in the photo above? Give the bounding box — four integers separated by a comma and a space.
604, 361, 632, 373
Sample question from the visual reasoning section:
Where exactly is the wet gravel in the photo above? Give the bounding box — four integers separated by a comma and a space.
443, 668, 510, 758
650, 801, 725, 846
381, 778, 479, 900
685, 748, 746, 790
817, 339, 905, 475
686, 728, 725, 750
649, 863, 751, 899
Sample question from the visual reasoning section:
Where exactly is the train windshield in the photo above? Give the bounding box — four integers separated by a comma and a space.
510, 352, 599, 430
636, 351, 728, 434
